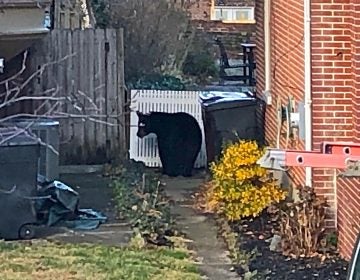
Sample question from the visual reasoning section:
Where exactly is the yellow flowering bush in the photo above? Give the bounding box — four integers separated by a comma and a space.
210, 140, 287, 221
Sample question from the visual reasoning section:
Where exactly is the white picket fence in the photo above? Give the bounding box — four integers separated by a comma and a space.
129, 89, 207, 168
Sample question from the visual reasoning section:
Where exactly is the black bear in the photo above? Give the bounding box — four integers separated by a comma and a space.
136, 111, 202, 177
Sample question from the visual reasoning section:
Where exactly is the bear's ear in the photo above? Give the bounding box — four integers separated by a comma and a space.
136, 111, 143, 117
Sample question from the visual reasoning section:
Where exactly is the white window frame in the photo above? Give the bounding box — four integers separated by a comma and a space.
211, 6, 256, 23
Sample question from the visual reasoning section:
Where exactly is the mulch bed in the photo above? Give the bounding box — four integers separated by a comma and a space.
232, 213, 349, 280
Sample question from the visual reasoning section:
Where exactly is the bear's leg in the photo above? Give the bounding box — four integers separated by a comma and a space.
166, 169, 178, 177
160, 154, 174, 176
158, 142, 170, 176
182, 165, 193, 177
159, 145, 179, 177
181, 141, 201, 177
163, 159, 179, 177
180, 151, 196, 177
161, 163, 171, 176
166, 152, 181, 177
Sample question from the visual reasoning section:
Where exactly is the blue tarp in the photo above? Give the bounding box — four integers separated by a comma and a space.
35, 175, 107, 230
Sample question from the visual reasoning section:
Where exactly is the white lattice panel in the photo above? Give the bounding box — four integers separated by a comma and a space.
129, 90, 207, 168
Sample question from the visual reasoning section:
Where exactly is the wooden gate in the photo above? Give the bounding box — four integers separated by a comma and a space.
28, 28, 126, 164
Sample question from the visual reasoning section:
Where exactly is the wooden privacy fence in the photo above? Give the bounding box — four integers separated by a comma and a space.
129, 89, 207, 168
28, 28, 126, 164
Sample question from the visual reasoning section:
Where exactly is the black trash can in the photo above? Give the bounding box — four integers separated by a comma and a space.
199, 91, 266, 165
5, 118, 60, 181
0, 127, 40, 239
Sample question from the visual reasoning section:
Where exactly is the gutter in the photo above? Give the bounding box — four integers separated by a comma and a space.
304, 0, 312, 187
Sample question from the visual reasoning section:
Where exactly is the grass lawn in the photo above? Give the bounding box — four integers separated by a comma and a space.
0, 240, 201, 280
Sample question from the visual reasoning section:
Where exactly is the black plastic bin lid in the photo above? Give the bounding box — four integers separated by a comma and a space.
6, 117, 59, 129
199, 91, 257, 111
0, 127, 40, 147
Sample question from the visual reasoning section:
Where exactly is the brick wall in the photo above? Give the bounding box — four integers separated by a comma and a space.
311, 0, 354, 230
311, 0, 360, 260
187, 0, 256, 57
351, 1, 360, 142
337, 0, 360, 260
337, 177, 360, 260
255, 0, 306, 187
186, 0, 212, 21
256, 0, 360, 260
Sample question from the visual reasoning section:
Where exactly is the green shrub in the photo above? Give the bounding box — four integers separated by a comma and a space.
111, 162, 176, 245
182, 52, 218, 80
128, 73, 186, 90
90, 0, 110, 28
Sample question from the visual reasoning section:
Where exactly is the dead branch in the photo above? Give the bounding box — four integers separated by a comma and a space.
0, 53, 76, 103
0, 51, 131, 156
0, 100, 60, 152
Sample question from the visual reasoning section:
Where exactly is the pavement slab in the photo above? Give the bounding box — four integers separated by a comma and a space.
162, 176, 239, 280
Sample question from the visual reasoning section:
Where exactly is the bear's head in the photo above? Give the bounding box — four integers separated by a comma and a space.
136, 111, 152, 138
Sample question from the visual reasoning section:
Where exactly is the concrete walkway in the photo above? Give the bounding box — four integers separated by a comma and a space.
162, 176, 239, 280
41, 170, 239, 279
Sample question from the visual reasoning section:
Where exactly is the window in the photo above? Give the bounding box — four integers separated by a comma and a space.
211, 6, 255, 23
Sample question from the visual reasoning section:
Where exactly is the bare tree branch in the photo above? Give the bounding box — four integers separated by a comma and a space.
0, 51, 132, 157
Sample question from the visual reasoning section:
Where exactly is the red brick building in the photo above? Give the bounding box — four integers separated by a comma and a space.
255, 0, 360, 260
186, 0, 256, 57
